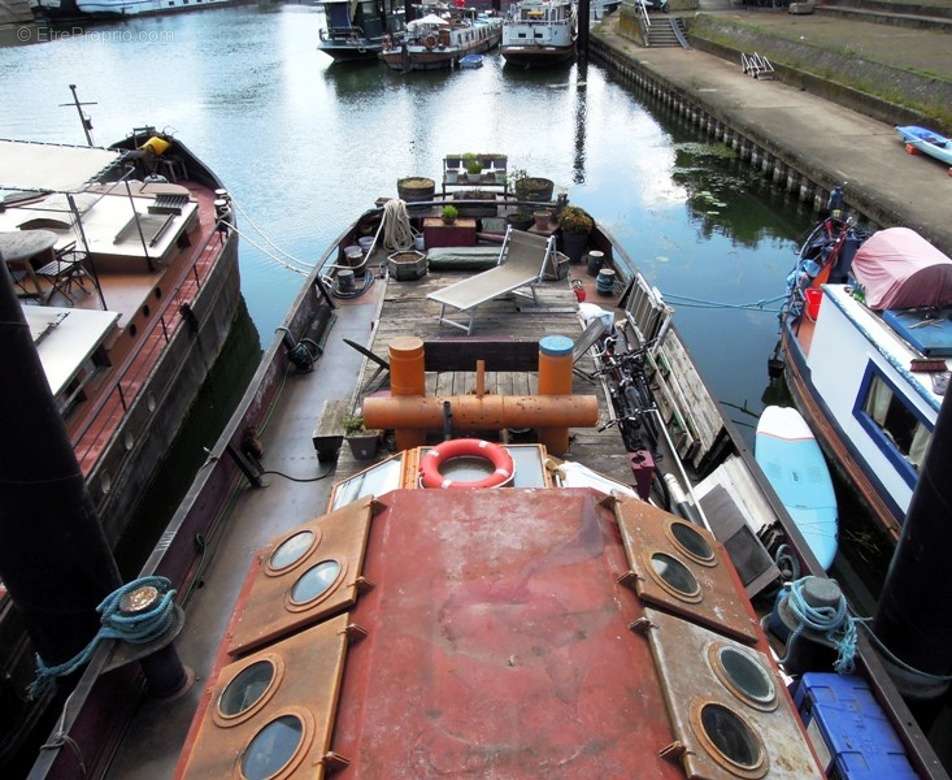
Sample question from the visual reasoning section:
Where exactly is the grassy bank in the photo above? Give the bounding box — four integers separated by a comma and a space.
686, 12, 952, 132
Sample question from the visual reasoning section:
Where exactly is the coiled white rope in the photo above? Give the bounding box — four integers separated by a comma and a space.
381, 198, 416, 252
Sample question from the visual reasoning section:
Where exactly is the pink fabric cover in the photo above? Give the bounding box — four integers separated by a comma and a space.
852, 227, 952, 310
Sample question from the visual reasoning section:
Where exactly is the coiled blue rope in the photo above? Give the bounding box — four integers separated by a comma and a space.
780, 577, 857, 674
29, 576, 177, 699
660, 291, 787, 313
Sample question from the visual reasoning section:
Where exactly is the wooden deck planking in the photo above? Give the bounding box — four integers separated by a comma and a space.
326, 272, 635, 486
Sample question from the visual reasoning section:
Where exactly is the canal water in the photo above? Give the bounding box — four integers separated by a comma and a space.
0, 4, 812, 438
8, 5, 896, 591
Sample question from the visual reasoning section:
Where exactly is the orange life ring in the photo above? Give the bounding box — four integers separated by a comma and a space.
419, 439, 514, 490
424, 33, 437, 49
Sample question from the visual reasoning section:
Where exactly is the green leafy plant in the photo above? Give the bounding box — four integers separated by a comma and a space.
464, 156, 483, 176
441, 205, 459, 223
508, 168, 529, 188
342, 414, 366, 435
559, 206, 594, 235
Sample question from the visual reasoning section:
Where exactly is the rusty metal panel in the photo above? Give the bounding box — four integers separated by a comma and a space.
332, 488, 685, 779
615, 498, 760, 644
227, 497, 375, 656
180, 614, 350, 780
642, 607, 823, 780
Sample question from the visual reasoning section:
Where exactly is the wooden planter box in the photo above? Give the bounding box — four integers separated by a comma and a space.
423, 217, 477, 249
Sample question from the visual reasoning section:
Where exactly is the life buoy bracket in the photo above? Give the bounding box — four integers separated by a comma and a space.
419, 439, 514, 490
424, 33, 438, 49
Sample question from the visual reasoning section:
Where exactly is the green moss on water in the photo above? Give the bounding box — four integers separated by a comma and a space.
674, 141, 737, 160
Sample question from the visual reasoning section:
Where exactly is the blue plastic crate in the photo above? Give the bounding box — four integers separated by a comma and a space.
793, 673, 918, 779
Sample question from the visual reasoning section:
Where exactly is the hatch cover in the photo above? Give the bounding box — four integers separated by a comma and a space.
643, 607, 822, 779
614, 498, 759, 643
179, 614, 351, 780
227, 496, 376, 656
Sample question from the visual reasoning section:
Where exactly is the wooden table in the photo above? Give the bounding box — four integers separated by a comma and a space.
0, 230, 58, 299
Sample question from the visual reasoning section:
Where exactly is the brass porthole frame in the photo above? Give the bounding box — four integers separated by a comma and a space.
689, 698, 769, 780
706, 642, 779, 713
213, 654, 285, 728
642, 549, 703, 604
666, 519, 718, 568
284, 558, 347, 613
234, 706, 315, 780
265, 528, 322, 577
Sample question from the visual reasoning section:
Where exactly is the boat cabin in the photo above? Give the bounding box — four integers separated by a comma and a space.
784, 226, 949, 535
320, 0, 404, 42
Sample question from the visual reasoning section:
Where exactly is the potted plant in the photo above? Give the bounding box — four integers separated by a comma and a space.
506, 210, 534, 231
397, 177, 436, 203
533, 209, 554, 230
454, 189, 496, 218
462, 153, 482, 181
343, 415, 380, 460
559, 205, 594, 262
511, 169, 555, 203
441, 205, 459, 225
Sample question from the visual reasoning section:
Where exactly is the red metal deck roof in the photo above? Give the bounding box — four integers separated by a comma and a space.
332, 488, 682, 779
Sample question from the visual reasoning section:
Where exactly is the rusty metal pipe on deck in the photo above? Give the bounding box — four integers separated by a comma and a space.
363, 395, 598, 435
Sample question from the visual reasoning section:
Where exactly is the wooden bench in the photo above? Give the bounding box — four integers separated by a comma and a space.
312, 399, 352, 462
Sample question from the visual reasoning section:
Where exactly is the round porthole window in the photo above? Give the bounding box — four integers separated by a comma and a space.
668, 520, 716, 565
218, 660, 275, 719
695, 702, 767, 777
289, 560, 341, 605
240, 715, 303, 780
268, 530, 316, 573
710, 645, 777, 711
648, 552, 701, 602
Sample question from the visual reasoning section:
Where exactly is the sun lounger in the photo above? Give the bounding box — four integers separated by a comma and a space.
427, 227, 555, 333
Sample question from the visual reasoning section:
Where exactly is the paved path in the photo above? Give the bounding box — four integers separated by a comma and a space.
593, 15, 952, 255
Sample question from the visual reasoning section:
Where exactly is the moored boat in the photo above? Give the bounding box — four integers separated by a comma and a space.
13, 165, 937, 780
896, 125, 952, 173
778, 192, 949, 540
318, 0, 406, 62
380, 8, 502, 71
0, 129, 240, 765
501, 0, 576, 68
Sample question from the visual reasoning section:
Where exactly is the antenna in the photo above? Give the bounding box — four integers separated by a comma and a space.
58, 84, 98, 147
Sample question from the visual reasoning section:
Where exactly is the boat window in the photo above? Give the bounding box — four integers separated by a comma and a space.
711, 646, 776, 709
289, 560, 341, 604
649, 552, 700, 598
669, 521, 715, 564
218, 660, 275, 718
330, 454, 403, 510
269, 530, 315, 572
698, 703, 764, 772
240, 715, 303, 780
860, 372, 932, 472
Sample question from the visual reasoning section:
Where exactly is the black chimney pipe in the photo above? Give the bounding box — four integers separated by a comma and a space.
0, 261, 121, 672
577, 0, 590, 61
874, 388, 952, 703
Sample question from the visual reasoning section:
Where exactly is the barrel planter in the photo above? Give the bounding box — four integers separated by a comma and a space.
397, 177, 435, 203
515, 177, 554, 203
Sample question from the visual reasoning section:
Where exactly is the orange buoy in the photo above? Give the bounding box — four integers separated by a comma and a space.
419, 439, 514, 489
905, 143, 919, 156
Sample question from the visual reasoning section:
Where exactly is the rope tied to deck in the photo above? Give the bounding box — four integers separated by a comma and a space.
29, 576, 176, 699
780, 577, 857, 674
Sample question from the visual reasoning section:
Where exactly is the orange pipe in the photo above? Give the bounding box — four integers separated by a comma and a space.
362, 395, 598, 447
537, 335, 575, 453
389, 337, 426, 450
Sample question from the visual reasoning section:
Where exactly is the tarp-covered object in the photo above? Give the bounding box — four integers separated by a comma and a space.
852, 227, 952, 310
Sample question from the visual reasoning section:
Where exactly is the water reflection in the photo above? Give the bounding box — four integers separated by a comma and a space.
573, 60, 587, 184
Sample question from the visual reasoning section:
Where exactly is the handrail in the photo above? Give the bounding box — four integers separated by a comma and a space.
70, 219, 229, 471
637, 0, 651, 29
